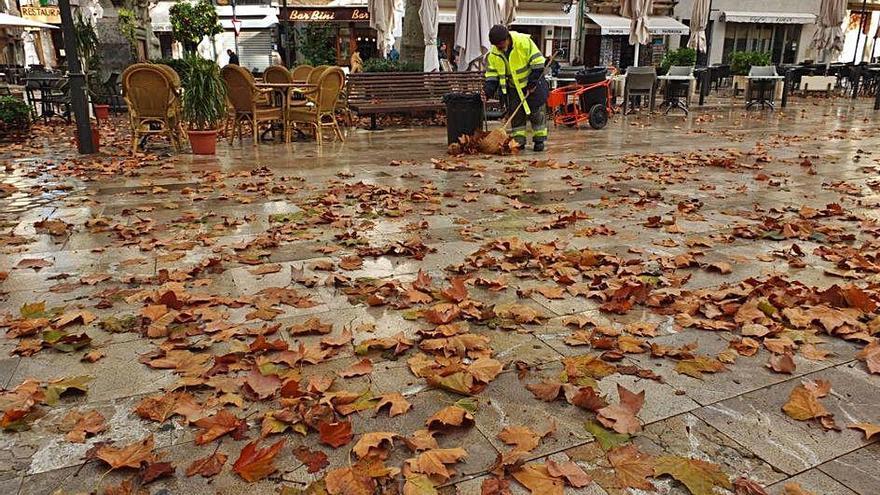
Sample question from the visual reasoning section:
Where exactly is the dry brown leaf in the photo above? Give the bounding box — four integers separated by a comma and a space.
185, 452, 227, 478
607, 444, 654, 490
545, 459, 591, 488
408, 447, 468, 481
511, 463, 564, 495
375, 392, 412, 417
597, 384, 644, 434
95, 435, 157, 470
352, 432, 395, 459
498, 426, 540, 453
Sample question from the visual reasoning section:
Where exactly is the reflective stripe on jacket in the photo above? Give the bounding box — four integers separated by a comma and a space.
485, 31, 545, 115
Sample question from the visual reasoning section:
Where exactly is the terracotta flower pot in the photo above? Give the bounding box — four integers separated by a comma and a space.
93, 104, 110, 121
74, 122, 100, 152
188, 129, 218, 155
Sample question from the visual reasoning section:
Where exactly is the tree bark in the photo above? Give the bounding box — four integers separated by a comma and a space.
400, 0, 425, 67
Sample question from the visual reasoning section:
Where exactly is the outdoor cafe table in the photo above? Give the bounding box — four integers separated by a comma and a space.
25, 75, 66, 119
255, 81, 315, 142
657, 74, 695, 115
746, 75, 784, 110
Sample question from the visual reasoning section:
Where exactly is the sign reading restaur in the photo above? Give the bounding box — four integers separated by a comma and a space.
21, 5, 61, 24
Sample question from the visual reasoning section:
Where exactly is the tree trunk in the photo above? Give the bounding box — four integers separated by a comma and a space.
400, 0, 424, 67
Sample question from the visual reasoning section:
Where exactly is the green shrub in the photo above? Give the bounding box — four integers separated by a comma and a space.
297, 24, 336, 66
0, 96, 31, 130
181, 55, 226, 130
169, 0, 222, 53
729, 51, 772, 75
660, 47, 696, 72
362, 58, 422, 73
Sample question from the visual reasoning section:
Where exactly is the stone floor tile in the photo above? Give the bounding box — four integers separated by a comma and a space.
819, 442, 880, 494
766, 469, 859, 495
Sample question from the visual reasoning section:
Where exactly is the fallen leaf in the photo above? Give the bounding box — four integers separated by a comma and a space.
607, 444, 654, 490
293, 446, 329, 474
597, 384, 644, 434
848, 422, 880, 441
781, 482, 817, 495
733, 477, 770, 495
408, 447, 468, 481
139, 461, 175, 483
498, 425, 540, 453
352, 432, 395, 459
375, 392, 412, 417
767, 352, 796, 374
545, 459, 591, 488
95, 435, 157, 470
426, 405, 474, 429
653, 455, 732, 495
194, 409, 245, 445
60, 409, 107, 443
185, 452, 227, 478
318, 420, 353, 448
338, 358, 373, 378
232, 439, 285, 482
511, 463, 564, 495
856, 340, 880, 374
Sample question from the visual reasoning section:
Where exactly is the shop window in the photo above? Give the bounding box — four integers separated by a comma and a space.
722, 23, 802, 64
552, 26, 571, 59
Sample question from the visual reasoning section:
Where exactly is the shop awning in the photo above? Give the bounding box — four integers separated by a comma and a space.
439, 8, 570, 26
149, 2, 171, 32
585, 13, 689, 36
720, 11, 816, 24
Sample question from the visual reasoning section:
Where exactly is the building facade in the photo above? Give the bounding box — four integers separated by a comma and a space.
673, 0, 821, 65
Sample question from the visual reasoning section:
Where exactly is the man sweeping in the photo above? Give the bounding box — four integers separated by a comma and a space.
483, 25, 550, 152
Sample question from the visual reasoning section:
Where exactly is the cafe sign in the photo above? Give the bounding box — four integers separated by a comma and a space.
284, 7, 370, 22
21, 5, 61, 24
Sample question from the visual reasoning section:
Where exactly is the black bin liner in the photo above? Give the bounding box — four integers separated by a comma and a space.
443, 92, 484, 145
575, 68, 608, 111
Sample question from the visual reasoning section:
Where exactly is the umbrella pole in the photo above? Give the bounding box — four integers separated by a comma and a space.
58, 0, 94, 154
634, 43, 639, 67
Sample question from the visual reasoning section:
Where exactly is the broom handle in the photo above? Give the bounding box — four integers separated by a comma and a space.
501, 50, 560, 129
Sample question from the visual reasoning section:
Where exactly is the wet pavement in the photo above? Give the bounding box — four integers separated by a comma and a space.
0, 97, 879, 495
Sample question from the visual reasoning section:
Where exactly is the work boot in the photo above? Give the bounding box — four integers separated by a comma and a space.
533, 141, 545, 152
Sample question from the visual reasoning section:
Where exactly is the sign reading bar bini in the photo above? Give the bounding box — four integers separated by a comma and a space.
284, 7, 370, 22
21, 5, 61, 24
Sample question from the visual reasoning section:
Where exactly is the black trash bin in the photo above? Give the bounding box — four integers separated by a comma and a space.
443, 92, 484, 145
575, 67, 608, 112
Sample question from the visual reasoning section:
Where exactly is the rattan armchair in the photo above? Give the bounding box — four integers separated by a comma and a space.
122, 63, 185, 153
221, 64, 284, 145
291, 65, 313, 82
263, 65, 293, 84
285, 67, 345, 145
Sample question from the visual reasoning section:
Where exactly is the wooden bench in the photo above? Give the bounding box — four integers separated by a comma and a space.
347, 71, 484, 129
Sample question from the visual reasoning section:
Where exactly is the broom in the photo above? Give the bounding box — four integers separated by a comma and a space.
479, 51, 559, 154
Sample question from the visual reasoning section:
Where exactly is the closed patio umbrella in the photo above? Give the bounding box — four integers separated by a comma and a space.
0, 12, 57, 29
497, 0, 517, 26
812, 0, 846, 61
620, 0, 652, 66
420, 0, 440, 71
454, 0, 494, 70
368, 0, 397, 57
686, 0, 709, 53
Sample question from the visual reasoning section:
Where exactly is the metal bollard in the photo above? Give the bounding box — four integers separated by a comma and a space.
781, 72, 789, 108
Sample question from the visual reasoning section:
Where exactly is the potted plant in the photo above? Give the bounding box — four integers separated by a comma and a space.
73, 13, 109, 121
660, 47, 696, 73
181, 55, 227, 154
0, 96, 32, 141
729, 51, 772, 93
169, 0, 223, 54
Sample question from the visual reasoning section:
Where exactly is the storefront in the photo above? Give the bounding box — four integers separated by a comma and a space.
151, 1, 278, 70
582, 13, 689, 67
279, 5, 374, 67
673, 1, 820, 65
19, 1, 62, 67
436, 0, 578, 66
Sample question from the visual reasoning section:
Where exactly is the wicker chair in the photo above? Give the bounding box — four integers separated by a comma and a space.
263, 65, 293, 84
307, 65, 329, 85
285, 67, 345, 145
291, 65, 313, 82
153, 64, 186, 144
122, 64, 184, 153
221, 64, 284, 145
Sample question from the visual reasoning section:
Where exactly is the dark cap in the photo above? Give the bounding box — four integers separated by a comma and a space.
488, 25, 509, 46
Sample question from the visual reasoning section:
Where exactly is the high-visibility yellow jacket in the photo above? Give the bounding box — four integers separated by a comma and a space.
485, 31, 546, 115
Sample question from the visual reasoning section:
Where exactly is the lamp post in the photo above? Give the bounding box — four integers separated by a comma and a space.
58, 0, 95, 154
